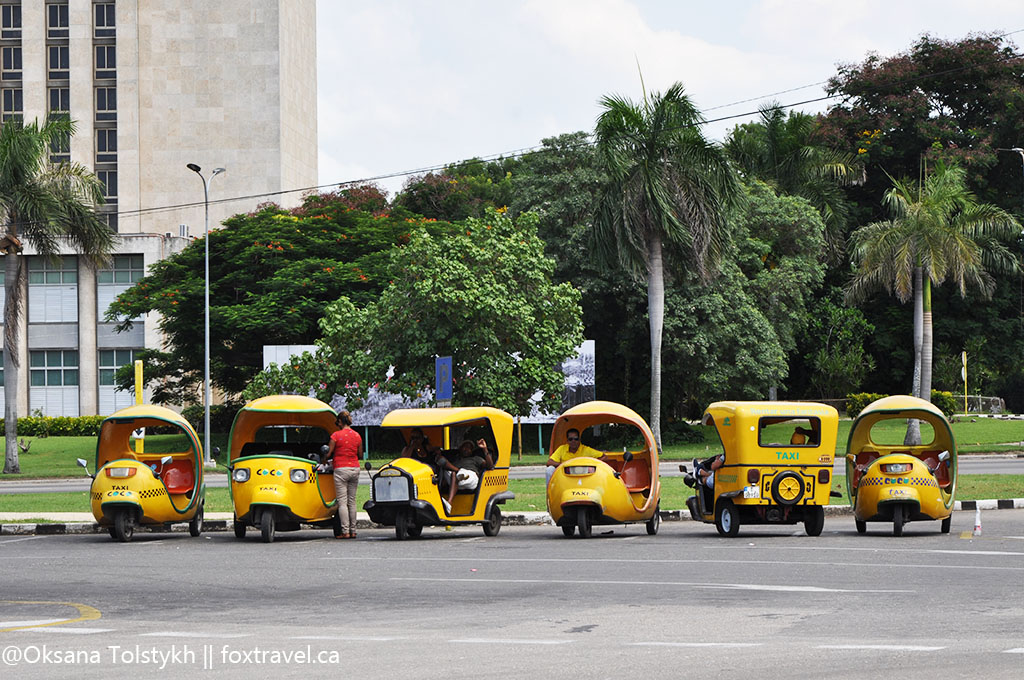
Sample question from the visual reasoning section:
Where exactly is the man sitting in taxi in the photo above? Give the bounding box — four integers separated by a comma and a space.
545, 428, 607, 484
437, 439, 494, 513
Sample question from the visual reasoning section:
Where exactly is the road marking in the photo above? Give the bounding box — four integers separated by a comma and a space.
391, 577, 911, 594
0, 536, 43, 545
290, 635, 404, 642
0, 601, 102, 633
459, 537, 485, 543
451, 638, 572, 645
140, 631, 250, 639
959, 531, 974, 539
1002, 648, 1024, 654
0, 618, 63, 628
818, 644, 945, 651
628, 642, 762, 648
17, 626, 114, 634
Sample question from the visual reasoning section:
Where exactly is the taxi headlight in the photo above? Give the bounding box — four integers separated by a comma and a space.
232, 468, 250, 483
564, 465, 596, 475
290, 468, 309, 483
881, 463, 912, 474
105, 467, 137, 479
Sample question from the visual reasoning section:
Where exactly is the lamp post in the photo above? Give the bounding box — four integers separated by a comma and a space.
187, 163, 225, 468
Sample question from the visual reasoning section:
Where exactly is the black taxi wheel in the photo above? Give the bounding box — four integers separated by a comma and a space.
188, 502, 204, 537
855, 519, 866, 534
233, 519, 247, 539
261, 510, 276, 543
332, 511, 344, 538
406, 522, 423, 538
561, 522, 575, 538
892, 505, 905, 537
804, 505, 825, 536
715, 499, 740, 537
483, 506, 502, 537
771, 471, 804, 506
113, 510, 134, 542
395, 510, 409, 541
940, 516, 951, 534
576, 507, 593, 539
646, 504, 661, 535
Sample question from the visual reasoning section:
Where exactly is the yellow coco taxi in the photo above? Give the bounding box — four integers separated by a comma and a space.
684, 401, 839, 537
365, 407, 514, 539
78, 404, 205, 542
228, 395, 342, 543
546, 401, 661, 538
846, 395, 957, 536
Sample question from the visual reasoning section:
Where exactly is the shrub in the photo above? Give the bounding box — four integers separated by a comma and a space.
0, 415, 106, 437
181, 401, 244, 434
845, 393, 888, 419
931, 390, 957, 417
662, 420, 705, 445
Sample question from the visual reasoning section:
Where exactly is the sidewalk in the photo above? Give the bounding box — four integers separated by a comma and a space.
3, 499, 1023, 535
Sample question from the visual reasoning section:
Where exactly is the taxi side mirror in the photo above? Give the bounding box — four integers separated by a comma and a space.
938, 451, 950, 463
76, 457, 93, 479
364, 461, 372, 472
623, 451, 634, 463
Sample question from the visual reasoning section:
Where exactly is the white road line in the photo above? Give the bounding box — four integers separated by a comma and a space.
1002, 648, 1024, 653
0, 536, 43, 545
17, 627, 114, 634
290, 635, 404, 642
459, 537, 485, 543
140, 631, 250, 639
817, 644, 945, 651
390, 577, 912, 594
628, 642, 762, 648
451, 638, 572, 645
0, 618, 62, 628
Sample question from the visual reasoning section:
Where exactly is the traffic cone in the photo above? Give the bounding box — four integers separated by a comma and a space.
973, 507, 982, 536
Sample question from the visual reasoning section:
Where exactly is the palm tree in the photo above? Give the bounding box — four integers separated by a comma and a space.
1, 117, 114, 473
725, 102, 860, 260
593, 82, 739, 448
846, 162, 1019, 442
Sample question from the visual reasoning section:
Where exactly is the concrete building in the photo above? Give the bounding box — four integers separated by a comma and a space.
0, 0, 317, 416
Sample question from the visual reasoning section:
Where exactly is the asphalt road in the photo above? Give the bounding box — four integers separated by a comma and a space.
2, 509, 1023, 678
2, 455, 1023, 495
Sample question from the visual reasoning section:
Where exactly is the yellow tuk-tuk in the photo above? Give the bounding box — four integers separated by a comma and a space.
684, 401, 840, 537
78, 404, 205, 542
364, 407, 514, 539
846, 395, 957, 536
546, 401, 661, 538
227, 395, 341, 542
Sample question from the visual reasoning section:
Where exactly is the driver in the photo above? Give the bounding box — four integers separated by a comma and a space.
545, 428, 606, 483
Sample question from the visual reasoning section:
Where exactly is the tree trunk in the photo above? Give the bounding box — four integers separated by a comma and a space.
3, 250, 22, 473
904, 265, 923, 446
921, 276, 933, 402
647, 233, 664, 453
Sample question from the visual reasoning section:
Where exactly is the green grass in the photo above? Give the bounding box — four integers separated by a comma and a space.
3, 475, 1021, 516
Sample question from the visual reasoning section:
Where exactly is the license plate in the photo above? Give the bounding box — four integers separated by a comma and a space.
743, 485, 760, 499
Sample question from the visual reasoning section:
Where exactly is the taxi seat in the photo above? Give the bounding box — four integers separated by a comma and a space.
919, 450, 952, 488
850, 449, 880, 489
162, 459, 195, 495
620, 458, 651, 492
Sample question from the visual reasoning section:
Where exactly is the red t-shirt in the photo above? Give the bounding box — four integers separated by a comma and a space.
331, 428, 362, 468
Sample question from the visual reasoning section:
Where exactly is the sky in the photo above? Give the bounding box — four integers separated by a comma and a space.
315, 0, 1024, 197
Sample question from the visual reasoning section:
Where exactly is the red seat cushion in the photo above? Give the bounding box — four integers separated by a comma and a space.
162, 460, 195, 495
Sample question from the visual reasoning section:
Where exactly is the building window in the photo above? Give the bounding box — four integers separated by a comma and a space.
49, 87, 69, 113
95, 45, 115, 79
48, 45, 69, 81
94, 3, 115, 38
102, 211, 117, 231
96, 87, 116, 121
30, 350, 79, 387
97, 170, 117, 203
2, 46, 21, 81
2, 87, 21, 122
99, 349, 138, 414
28, 256, 78, 324
49, 129, 70, 163
98, 255, 143, 285
1, 4, 20, 39
95, 128, 116, 163
29, 256, 77, 285
47, 3, 69, 39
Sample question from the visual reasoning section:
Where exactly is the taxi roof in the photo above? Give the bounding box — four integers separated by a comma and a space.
95, 404, 202, 468
847, 395, 956, 455
550, 400, 658, 457
228, 395, 338, 461
380, 407, 514, 465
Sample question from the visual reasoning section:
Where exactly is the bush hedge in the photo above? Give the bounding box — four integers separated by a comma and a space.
0, 415, 107, 437
181, 401, 244, 434
845, 390, 957, 419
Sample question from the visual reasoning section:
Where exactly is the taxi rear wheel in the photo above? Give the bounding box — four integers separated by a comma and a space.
804, 505, 825, 536
855, 519, 866, 534
715, 499, 740, 537
395, 510, 410, 541
483, 506, 502, 537
261, 510, 276, 543
188, 502, 204, 537
892, 505, 905, 537
233, 519, 247, 539
646, 504, 661, 535
940, 516, 951, 534
406, 522, 423, 538
332, 511, 344, 538
561, 522, 575, 538
113, 510, 134, 542
576, 508, 593, 539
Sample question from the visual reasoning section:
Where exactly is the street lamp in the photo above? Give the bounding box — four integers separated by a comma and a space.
187, 163, 225, 468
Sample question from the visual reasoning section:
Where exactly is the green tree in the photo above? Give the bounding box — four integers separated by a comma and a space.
247, 208, 584, 416
801, 291, 876, 398
846, 163, 1020, 439
394, 158, 516, 222
108, 195, 444, 403
726, 103, 859, 260
593, 82, 740, 447
1, 117, 114, 473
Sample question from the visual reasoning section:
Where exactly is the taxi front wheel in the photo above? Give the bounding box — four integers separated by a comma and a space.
576, 507, 593, 539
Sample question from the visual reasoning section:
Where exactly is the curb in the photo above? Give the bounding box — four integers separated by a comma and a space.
3, 500, 1023, 536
